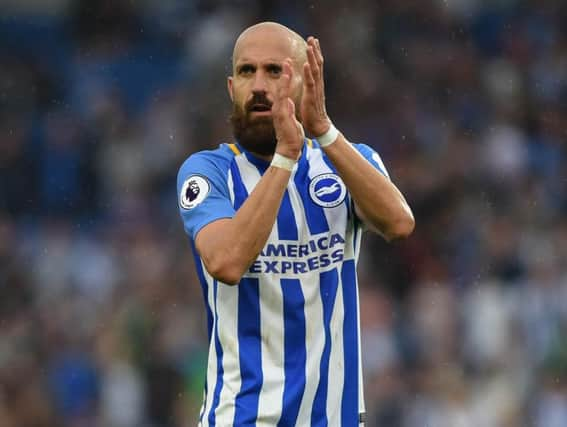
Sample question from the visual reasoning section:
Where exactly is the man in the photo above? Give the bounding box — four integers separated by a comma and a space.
177, 22, 414, 426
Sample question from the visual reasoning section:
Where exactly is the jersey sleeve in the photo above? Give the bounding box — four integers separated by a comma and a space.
350, 143, 391, 228
177, 152, 235, 240
352, 143, 390, 178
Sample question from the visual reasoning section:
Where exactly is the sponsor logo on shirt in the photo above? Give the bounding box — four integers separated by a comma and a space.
309, 173, 346, 208
247, 233, 346, 275
180, 175, 210, 210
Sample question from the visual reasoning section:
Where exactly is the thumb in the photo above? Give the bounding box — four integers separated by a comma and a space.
298, 122, 305, 140
286, 98, 295, 117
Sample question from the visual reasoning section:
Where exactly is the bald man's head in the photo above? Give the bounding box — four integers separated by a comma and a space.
228, 22, 306, 157
232, 22, 307, 73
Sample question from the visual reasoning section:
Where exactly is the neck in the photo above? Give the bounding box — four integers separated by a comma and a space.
250, 152, 273, 162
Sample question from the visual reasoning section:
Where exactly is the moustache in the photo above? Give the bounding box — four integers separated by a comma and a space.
245, 93, 273, 114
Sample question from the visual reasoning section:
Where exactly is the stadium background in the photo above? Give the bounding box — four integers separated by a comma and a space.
1, 0, 566, 425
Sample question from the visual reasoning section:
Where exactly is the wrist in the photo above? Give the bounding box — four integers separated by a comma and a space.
311, 119, 332, 137
316, 123, 339, 147
271, 152, 297, 172
274, 144, 301, 161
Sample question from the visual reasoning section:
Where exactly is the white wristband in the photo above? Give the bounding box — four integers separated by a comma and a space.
271, 153, 296, 171
316, 124, 339, 147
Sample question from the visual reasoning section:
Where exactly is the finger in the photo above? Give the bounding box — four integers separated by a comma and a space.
307, 36, 324, 70
297, 121, 305, 140
277, 73, 290, 101
303, 62, 315, 89
307, 46, 320, 79
286, 98, 295, 118
314, 38, 324, 68
283, 59, 294, 81
278, 59, 293, 100
307, 36, 316, 48
274, 60, 293, 118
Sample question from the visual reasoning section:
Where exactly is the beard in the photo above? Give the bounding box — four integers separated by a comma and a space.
230, 92, 277, 156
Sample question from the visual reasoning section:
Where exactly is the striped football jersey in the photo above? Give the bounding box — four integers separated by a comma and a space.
177, 138, 389, 426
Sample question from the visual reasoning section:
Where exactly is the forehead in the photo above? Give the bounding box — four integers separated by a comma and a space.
233, 28, 296, 66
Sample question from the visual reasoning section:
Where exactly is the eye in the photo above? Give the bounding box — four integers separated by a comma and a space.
266, 64, 282, 76
238, 64, 255, 75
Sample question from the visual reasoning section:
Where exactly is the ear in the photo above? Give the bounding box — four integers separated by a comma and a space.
227, 76, 234, 101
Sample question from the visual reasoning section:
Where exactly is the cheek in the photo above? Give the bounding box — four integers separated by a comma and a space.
231, 81, 248, 99
231, 89, 248, 109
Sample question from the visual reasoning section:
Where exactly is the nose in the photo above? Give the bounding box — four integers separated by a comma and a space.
251, 70, 268, 93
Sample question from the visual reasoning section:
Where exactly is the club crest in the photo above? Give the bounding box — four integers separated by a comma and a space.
309, 173, 346, 208
180, 175, 210, 210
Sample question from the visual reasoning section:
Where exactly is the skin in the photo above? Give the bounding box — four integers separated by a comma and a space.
195, 22, 415, 285
228, 22, 306, 159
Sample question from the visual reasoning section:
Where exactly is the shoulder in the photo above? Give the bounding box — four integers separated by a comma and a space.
178, 144, 237, 174
177, 144, 238, 185
308, 137, 375, 156
310, 138, 389, 178
352, 143, 389, 177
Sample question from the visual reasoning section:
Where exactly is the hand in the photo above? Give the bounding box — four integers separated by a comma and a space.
301, 37, 332, 137
272, 59, 305, 159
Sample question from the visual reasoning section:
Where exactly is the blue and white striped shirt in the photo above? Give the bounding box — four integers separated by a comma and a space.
177, 139, 388, 426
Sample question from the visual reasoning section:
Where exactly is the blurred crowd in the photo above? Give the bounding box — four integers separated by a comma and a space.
1, 0, 567, 426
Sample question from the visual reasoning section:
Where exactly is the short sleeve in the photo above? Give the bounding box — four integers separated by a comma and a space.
353, 143, 390, 179
350, 143, 391, 228
177, 152, 235, 240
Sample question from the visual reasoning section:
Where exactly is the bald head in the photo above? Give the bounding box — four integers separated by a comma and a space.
232, 22, 307, 73
227, 22, 306, 157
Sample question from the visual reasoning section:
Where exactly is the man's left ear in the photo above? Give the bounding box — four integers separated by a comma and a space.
227, 76, 234, 101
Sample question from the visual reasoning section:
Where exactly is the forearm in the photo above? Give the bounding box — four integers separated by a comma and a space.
196, 165, 291, 284
298, 35, 413, 240
322, 134, 414, 240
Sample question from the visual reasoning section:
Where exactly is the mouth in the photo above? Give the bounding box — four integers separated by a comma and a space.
248, 104, 272, 116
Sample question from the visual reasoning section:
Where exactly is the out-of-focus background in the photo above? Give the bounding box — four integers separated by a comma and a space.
1, 0, 567, 426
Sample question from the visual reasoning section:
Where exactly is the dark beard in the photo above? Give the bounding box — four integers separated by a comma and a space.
230, 95, 277, 157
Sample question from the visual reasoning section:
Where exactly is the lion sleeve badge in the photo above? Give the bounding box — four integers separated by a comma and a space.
179, 175, 211, 210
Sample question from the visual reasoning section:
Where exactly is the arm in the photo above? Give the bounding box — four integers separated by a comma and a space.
321, 135, 414, 240
301, 37, 414, 241
195, 167, 290, 285
195, 61, 304, 284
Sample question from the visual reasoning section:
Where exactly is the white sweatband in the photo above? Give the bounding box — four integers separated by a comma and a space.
271, 153, 296, 171
316, 124, 339, 147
